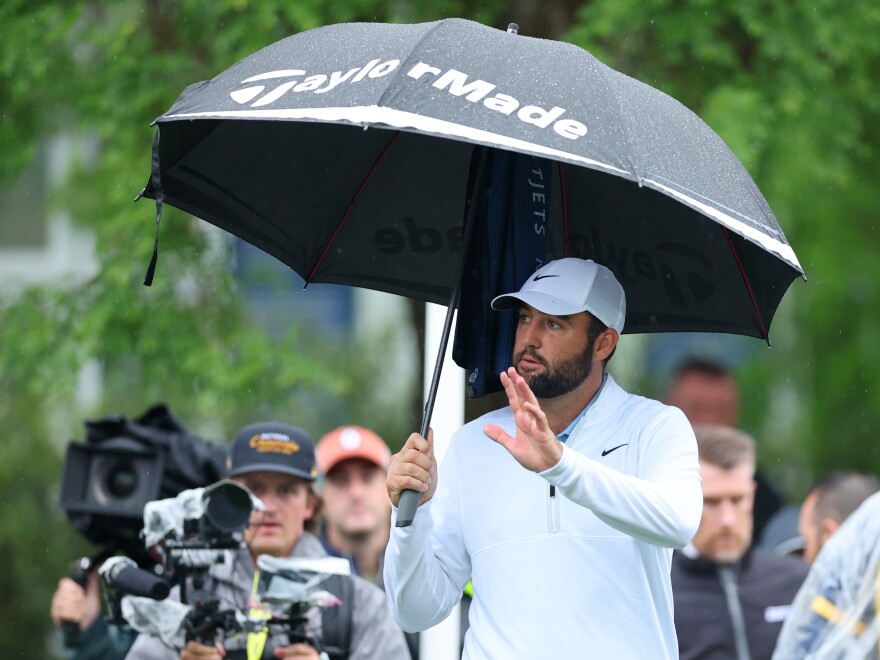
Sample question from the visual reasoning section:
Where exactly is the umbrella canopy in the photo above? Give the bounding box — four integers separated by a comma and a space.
141, 18, 805, 525
142, 18, 803, 341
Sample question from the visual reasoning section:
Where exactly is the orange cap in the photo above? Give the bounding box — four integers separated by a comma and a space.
316, 425, 392, 475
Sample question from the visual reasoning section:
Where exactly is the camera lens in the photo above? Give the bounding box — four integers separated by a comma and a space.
104, 461, 139, 499
203, 482, 253, 533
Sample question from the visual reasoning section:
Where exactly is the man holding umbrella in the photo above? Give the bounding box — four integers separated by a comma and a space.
384, 257, 703, 659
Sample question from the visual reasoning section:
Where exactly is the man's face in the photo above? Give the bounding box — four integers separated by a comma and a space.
512, 304, 594, 399
322, 458, 389, 543
235, 471, 315, 558
666, 371, 739, 426
691, 462, 756, 563
798, 491, 822, 565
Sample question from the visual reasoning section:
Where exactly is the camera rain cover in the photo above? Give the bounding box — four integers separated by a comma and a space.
773, 492, 880, 659
142, 480, 263, 547
257, 555, 351, 609
122, 595, 192, 647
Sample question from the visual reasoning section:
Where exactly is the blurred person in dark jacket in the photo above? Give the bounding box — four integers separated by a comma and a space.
665, 357, 784, 541
672, 424, 808, 660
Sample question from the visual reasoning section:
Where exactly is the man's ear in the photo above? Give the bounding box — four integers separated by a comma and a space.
820, 517, 839, 543
305, 491, 320, 521
594, 329, 619, 361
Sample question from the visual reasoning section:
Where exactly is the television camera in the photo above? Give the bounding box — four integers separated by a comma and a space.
58, 403, 227, 568
56, 403, 226, 636
110, 479, 262, 645
111, 482, 350, 657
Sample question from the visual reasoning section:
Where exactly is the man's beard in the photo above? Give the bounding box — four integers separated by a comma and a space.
707, 535, 749, 564
515, 340, 594, 399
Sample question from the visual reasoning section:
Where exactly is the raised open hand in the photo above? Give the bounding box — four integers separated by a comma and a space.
483, 367, 562, 472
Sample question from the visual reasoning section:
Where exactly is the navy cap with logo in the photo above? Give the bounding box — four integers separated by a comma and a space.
227, 422, 318, 481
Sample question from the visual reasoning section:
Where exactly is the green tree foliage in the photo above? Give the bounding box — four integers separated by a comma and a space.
0, 2, 434, 655
566, 0, 880, 493
0, 385, 89, 656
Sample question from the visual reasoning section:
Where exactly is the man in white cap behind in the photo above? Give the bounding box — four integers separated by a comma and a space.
383, 257, 703, 659
317, 427, 422, 660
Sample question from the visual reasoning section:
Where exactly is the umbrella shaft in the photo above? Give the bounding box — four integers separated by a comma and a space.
420, 145, 491, 437
399, 146, 491, 528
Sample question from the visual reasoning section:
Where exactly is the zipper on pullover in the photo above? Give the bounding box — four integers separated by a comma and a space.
547, 484, 560, 533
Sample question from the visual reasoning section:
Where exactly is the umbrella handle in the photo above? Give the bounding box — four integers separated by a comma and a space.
396, 489, 422, 527
395, 146, 491, 528
395, 285, 459, 527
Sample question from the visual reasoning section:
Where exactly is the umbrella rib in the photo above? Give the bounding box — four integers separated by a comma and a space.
306, 131, 401, 284
557, 162, 570, 257
375, 21, 445, 109
722, 227, 769, 343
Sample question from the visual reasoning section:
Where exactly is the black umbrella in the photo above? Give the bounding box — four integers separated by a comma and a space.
139, 18, 804, 525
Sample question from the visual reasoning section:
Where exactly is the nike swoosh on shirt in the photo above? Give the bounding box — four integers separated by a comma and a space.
601, 444, 628, 456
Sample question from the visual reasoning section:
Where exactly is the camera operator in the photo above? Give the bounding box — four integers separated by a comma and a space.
50, 566, 137, 660
125, 421, 410, 660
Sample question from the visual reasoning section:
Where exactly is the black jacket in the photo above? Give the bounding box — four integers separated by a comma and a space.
672, 547, 808, 660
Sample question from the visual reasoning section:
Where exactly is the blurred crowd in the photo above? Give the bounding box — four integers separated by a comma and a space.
665, 357, 880, 660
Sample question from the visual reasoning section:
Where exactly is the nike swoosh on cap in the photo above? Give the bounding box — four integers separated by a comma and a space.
533, 274, 560, 281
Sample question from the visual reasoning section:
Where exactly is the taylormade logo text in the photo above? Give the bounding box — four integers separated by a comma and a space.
229, 59, 588, 140
230, 59, 401, 104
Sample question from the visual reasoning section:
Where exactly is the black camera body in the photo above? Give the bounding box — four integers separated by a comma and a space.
58, 404, 226, 567
60, 436, 165, 518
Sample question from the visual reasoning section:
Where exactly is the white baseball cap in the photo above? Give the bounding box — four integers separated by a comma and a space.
491, 258, 626, 334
